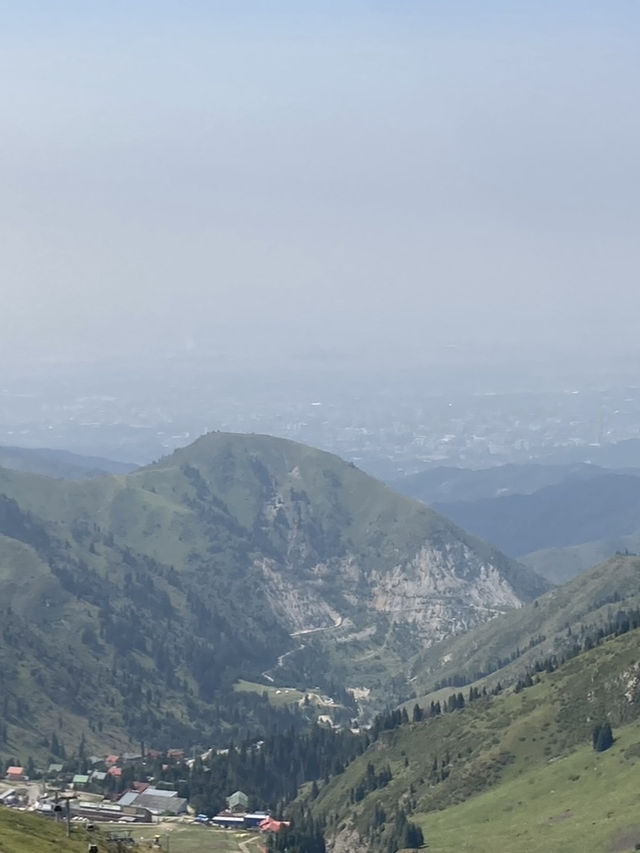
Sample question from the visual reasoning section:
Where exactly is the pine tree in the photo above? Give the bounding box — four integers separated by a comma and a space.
593, 722, 614, 752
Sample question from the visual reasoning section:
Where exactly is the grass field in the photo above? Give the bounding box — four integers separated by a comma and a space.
121, 823, 262, 852
233, 680, 306, 708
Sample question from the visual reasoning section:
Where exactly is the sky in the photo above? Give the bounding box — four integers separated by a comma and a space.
2, 1, 639, 374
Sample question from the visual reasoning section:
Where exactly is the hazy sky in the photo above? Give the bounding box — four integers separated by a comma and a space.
2, 1, 639, 370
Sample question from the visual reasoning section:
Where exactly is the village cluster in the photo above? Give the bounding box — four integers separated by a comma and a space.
1, 753, 288, 834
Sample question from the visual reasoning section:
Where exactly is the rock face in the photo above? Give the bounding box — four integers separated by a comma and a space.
149, 432, 547, 644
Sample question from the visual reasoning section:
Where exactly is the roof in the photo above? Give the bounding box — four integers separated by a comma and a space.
106, 755, 120, 765
259, 817, 290, 832
133, 794, 187, 815
227, 790, 248, 803
6, 767, 25, 775
72, 775, 90, 784
108, 766, 123, 777
91, 771, 107, 781
48, 764, 63, 773
213, 815, 245, 824
117, 792, 140, 807
144, 787, 177, 798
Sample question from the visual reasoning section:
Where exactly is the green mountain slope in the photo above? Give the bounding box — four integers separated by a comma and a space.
0, 431, 545, 759
305, 623, 640, 853
410, 554, 640, 697
0, 808, 110, 853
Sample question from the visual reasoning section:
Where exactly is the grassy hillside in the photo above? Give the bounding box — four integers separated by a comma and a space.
0, 431, 544, 760
421, 718, 640, 852
306, 624, 640, 852
0, 808, 110, 853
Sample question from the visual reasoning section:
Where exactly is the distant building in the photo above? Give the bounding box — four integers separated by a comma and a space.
260, 816, 290, 833
116, 787, 186, 816
72, 774, 90, 789
226, 790, 249, 812
166, 748, 184, 760
5, 766, 27, 783
211, 813, 246, 829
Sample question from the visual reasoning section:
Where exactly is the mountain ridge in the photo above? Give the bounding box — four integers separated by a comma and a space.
0, 431, 546, 758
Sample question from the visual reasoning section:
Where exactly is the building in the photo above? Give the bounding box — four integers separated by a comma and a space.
116, 787, 186, 816
260, 816, 290, 833
5, 766, 27, 783
72, 774, 90, 789
70, 800, 152, 823
211, 813, 246, 829
244, 812, 270, 828
226, 790, 249, 812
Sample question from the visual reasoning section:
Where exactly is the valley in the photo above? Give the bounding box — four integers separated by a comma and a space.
2, 434, 640, 853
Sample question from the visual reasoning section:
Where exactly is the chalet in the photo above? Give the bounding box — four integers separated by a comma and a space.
105, 754, 120, 766
108, 766, 123, 778
5, 766, 27, 783
72, 774, 90, 789
226, 790, 249, 812
47, 763, 63, 776
90, 770, 107, 783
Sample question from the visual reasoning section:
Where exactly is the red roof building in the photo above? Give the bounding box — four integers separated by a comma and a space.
107, 766, 123, 777
6, 766, 26, 782
259, 817, 290, 833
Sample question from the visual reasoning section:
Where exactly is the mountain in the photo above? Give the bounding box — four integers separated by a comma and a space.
522, 533, 640, 583
391, 461, 610, 504
432, 472, 640, 570
409, 554, 640, 698
0, 431, 546, 760
303, 619, 640, 853
0, 445, 137, 479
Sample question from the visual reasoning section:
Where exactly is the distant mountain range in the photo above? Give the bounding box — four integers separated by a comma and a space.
0, 431, 545, 760
392, 462, 640, 583
391, 461, 613, 504
0, 445, 137, 479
